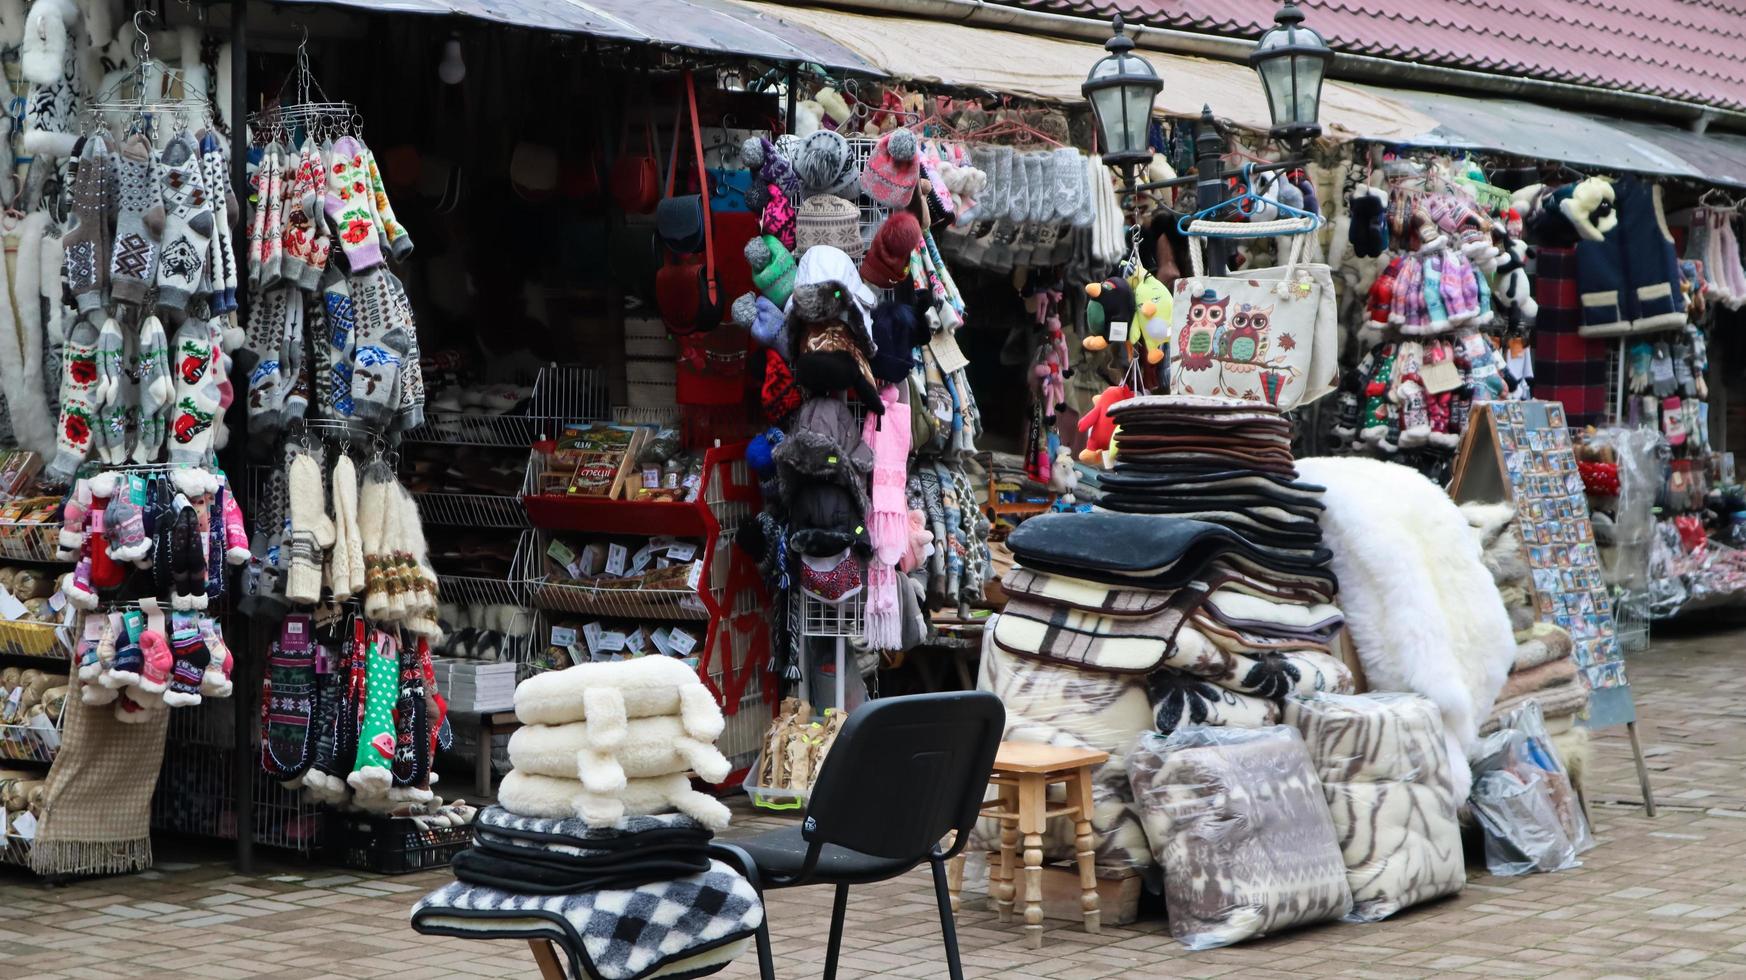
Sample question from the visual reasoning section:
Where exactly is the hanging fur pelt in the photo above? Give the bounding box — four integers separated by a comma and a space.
1295, 455, 1518, 800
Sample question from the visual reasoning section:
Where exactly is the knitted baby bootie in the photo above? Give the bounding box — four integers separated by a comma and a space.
199, 619, 234, 698
162, 611, 210, 708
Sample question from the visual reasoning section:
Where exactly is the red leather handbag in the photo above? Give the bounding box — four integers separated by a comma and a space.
610, 89, 660, 214
655, 71, 721, 336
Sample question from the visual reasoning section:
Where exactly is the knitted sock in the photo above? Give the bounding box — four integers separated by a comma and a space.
243, 285, 292, 434
220, 483, 250, 565
73, 612, 106, 682
110, 134, 165, 307
199, 619, 233, 698
170, 498, 207, 610
102, 608, 147, 689
198, 131, 241, 314
92, 316, 127, 464
105, 483, 150, 561
137, 602, 172, 696
1051, 148, 1084, 225
1026, 151, 1052, 224
261, 614, 316, 781
319, 269, 357, 420
154, 131, 215, 313
285, 450, 334, 605
391, 633, 430, 797
385, 273, 426, 431
1006, 149, 1030, 227
349, 271, 409, 426
362, 144, 413, 261
168, 320, 220, 464
348, 630, 399, 796
281, 304, 309, 426
324, 136, 386, 272
64, 134, 113, 312
134, 315, 171, 461
161, 611, 210, 708
258, 145, 289, 287
987, 146, 1014, 222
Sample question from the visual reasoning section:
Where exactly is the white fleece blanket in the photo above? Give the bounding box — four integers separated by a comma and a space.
1284, 692, 1464, 922
1295, 457, 1517, 798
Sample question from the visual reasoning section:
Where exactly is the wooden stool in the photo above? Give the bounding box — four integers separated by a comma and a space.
948, 742, 1109, 948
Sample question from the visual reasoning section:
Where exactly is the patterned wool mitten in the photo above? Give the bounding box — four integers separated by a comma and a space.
155, 131, 215, 312
110, 133, 164, 306
161, 611, 210, 708
347, 630, 399, 797
198, 619, 233, 698
103, 609, 147, 690
137, 601, 173, 697
168, 319, 220, 465
323, 136, 385, 272
261, 614, 316, 782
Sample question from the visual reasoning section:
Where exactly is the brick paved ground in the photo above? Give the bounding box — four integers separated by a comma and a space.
6, 626, 1746, 979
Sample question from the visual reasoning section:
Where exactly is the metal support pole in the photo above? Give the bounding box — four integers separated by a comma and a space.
785, 66, 799, 135
1191, 105, 1227, 277
227, 0, 254, 875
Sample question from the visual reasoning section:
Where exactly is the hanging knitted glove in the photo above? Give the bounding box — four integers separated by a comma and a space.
260, 614, 316, 782
161, 611, 210, 708
347, 629, 400, 797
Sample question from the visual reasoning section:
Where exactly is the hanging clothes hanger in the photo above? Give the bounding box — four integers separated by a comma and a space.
1178, 163, 1321, 237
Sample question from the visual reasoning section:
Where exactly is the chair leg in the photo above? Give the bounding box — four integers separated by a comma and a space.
706, 842, 775, 980
823, 883, 850, 980
931, 856, 966, 980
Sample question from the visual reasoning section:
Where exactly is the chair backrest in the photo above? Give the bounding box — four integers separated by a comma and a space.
802, 692, 1004, 862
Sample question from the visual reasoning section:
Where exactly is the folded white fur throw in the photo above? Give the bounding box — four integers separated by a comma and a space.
498, 769, 732, 831
1296, 457, 1518, 799
507, 716, 731, 793
514, 657, 725, 747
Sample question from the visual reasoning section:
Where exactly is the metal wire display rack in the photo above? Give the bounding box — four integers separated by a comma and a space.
153, 694, 325, 854
413, 490, 531, 529
0, 520, 63, 564
403, 364, 610, 448
0, 694, 65, 765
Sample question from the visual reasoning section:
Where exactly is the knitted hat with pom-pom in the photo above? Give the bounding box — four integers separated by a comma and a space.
746, 427, 784, 479
794, 130, 858, 199
860, 129, 920, 209
860, 211, 922, 290
746, 235, 797, 306
796, 195, 864, 260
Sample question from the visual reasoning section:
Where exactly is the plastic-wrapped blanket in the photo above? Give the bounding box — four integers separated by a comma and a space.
976, 623, 1154, 873
1129, 726, 1351, 949
1283, 692, 1464, 921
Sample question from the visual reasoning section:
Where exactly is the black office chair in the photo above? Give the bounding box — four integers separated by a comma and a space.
711, 691, 1005, 980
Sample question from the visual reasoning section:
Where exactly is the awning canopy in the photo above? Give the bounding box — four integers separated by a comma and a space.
735, 2, 1437, 142
1351, 86, 1746, 189
274, 0, 885, 75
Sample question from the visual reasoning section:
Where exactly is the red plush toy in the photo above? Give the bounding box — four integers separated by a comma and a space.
1077, 383, 1132, 466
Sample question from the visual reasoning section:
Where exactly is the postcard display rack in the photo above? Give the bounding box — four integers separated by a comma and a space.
1450, 399, 1656, 814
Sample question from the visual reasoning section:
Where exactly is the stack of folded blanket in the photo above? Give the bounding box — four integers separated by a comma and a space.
452, 807, 715, 894
978, 398, 1354, 875
498, 656, 733, 831
1464, 503, 1592, 787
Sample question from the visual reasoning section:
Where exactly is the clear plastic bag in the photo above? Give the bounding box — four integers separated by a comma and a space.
1283, 692, 1465, 922
1469, 723, 1579, 876
1128, 725, 1351, 950
1478, 700, 1595, 867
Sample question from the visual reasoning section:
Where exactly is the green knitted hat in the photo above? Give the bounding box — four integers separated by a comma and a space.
747, 235, 797, 307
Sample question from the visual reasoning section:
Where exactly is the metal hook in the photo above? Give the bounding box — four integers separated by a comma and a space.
132, 10, 153, 64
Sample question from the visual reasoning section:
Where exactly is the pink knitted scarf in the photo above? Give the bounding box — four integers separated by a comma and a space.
862, 385, 911, 649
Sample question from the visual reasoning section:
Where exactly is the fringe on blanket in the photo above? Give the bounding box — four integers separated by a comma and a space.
30, 837, 153, 876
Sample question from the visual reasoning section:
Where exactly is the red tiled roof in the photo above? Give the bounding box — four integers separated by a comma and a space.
987, 0, 1746, 112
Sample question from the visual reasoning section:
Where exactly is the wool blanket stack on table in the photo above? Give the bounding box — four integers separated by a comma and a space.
976, 395, 1354, 876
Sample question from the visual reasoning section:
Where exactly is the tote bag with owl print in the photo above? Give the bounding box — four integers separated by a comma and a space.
1169, 223, 1339, 411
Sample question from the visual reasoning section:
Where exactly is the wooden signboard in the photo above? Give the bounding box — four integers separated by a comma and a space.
1449, 400, 1654, 813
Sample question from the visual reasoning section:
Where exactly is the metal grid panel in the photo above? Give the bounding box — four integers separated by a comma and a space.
0, 695, 64, 765
0, 521, 62, 563
793, 589, 865, 639
413, 491, 531, 529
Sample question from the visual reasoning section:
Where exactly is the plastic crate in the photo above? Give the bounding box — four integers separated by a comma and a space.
325, 812, 472, 874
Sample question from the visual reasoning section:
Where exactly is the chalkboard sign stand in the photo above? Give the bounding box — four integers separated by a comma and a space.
1449, 400, 1656, 817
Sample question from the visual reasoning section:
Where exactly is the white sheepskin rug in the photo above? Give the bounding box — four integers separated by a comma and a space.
1296, 456, 1518, 798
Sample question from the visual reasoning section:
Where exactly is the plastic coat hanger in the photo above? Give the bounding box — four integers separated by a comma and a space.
1178, 163, 1322, 236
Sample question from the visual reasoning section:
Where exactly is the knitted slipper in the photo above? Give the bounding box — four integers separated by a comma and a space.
260, 614, 317, 782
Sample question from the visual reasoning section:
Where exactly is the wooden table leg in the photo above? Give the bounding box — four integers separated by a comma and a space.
1017, 773, 1048, 950
1067, 767, 1101, 935
994, 784, 1017, 923
528, 939, 566, 980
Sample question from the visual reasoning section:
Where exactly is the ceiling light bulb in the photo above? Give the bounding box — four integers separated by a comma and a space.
438, 34, 466, 85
